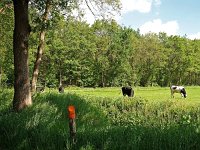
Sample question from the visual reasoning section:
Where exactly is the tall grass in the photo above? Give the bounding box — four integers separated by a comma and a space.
0, 87, 200, 149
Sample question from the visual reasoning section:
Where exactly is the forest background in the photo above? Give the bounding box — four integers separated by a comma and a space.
1, 1, 200, 89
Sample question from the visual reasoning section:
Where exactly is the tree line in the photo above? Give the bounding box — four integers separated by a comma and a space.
41, 19, 200, 87
1, 0, 200, 110
1, 5, 200, 89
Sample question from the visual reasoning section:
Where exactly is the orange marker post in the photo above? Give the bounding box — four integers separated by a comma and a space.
68, 105, 76, 144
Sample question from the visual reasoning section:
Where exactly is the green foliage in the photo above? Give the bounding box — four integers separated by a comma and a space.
28, 16, 200, 87
2, 3, 200, 87
0, 3, 14, 86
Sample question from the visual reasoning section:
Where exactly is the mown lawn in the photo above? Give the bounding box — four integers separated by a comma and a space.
0, 87, 200, 150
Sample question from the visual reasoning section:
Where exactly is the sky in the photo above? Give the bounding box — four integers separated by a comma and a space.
82, 0, 200, 39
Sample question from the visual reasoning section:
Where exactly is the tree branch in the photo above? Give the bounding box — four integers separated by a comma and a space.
84, 0, 95, 16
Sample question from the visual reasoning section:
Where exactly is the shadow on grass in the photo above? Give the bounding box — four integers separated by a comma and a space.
0, 91, 200, 150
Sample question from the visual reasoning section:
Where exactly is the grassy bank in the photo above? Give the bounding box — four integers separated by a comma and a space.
0, 87, 200, 149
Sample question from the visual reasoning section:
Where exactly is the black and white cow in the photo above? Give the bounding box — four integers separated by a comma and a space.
170, 85, 187, 98
122, 86, 134, 97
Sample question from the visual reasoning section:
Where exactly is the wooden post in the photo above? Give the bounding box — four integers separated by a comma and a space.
68, 105, 76, 144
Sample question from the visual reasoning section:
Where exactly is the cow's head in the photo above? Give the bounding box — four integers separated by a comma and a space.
180, 88, 187, 98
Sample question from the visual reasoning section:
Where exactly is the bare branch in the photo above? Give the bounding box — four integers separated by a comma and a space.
84, 0, 95, 16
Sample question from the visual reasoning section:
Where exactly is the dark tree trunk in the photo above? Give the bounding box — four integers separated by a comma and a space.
31, 0, 51, 93
13, 0, 32, 111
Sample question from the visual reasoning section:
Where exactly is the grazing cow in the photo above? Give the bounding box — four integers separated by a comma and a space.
122, 86, 134, 97
58, 85, 64, 93
170, 85, 187, 98
36, 86, 45, 93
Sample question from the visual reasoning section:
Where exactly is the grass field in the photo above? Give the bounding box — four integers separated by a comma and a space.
0, 86, 200, 149
66, 86, 200, 103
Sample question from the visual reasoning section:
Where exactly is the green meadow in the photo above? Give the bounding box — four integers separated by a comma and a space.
1, 86, 200, 150
68, 86, 200, 103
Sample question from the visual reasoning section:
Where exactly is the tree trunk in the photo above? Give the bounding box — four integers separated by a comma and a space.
31, 0, 51, 93
12, 0, 32, 111
59, 70, 62, 87
101, 71, 105, 87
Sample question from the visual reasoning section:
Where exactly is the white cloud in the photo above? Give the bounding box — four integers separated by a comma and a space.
188, 32, 200, 40
139, 19, 179, 35
121, 0, 152, 13
121, 0, 161, 14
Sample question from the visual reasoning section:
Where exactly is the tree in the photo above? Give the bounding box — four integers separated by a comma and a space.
12, 0, 32, 111
110, 26, 137, 86
10, 0, 121, 111
30, 0, 121, 92
133, 33, 163, 86
44, 17, 96, 87
30, 0, 51, 92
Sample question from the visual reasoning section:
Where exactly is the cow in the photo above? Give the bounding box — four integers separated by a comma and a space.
122, 86, 134, 97
58, 85, 64, 93
36, 86, 45, 93
170, 85, 187, 98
